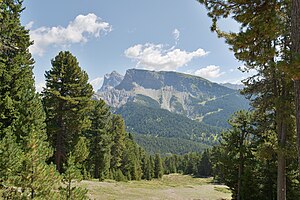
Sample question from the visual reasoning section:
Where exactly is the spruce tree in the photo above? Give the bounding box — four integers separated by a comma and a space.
60, 153, 88, 200
197, 149, 212, 177
121, 134, 142, 181
110, 115, 126, 171
42, 51, 93, 172
0, 133, 24, 198
86, 99, 112, 180
154, 153, 164, 179
0, 0, 61, 198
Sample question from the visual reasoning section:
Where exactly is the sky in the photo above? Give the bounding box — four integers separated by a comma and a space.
20, 0, 247, 92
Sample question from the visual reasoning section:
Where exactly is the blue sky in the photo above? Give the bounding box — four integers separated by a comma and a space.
21, 0, 246, 91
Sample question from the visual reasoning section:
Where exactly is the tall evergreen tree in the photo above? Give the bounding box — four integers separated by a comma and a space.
86, 99, 112, 180
291, 0, 300, 177
154, 153, 164, 179
42, 51, 93, 172
197, 149, 212, 177
110, 115, 126, 171
0, 0, 61, 198
121, 134, 142, 181
198, 1, 295, 199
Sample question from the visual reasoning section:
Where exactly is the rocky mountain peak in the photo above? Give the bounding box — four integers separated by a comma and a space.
98, 70, 124, 92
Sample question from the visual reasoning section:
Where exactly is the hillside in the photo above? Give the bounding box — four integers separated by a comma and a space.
94, 69, 249, 154
116, 102, 222, 142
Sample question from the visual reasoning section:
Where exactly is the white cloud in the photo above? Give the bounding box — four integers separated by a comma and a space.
35, 82, 45, 93
25, 21, 34, 29
194, 65, 224, 79
89, 77, 104, 91
29, 13, 112, 56
172, 28, 180, 44
125, 43, 208, 71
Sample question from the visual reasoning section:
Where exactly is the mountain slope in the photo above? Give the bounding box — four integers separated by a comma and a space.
95, 69, 249, 127
94, 69, 249, 154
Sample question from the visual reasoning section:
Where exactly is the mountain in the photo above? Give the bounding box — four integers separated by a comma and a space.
98, 70, 124, 92
221, 83, 244, 90
94, 69, 249, 154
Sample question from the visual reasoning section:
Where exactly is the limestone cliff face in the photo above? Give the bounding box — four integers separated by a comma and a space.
98, 71, 124, 92
94, 68, 248, 126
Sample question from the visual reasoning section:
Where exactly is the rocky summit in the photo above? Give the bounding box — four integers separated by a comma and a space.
94, 68, 249, 128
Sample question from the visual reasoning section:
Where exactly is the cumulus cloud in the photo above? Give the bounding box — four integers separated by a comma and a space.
194, 65, 224, 79
125, 43, 208, 71
89, 77, 104, 91
172, 29, 180, 44
29, 13, 112, 56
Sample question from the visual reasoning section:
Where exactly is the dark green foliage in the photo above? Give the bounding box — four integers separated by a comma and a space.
197, 149, 212, 177
214, 111, 258, 200
113, 169, 126, 182
200, 94, 250, 128
110, 115, 126, 170
85, 99, 112, 180
42, 51, 93, 172
0, 0, 61, 198
198, 0, 300, 199
117, 102, 222, 145
120, 134, 143, 181
211, 111, 300, 200
142, 155, 155, 180
163, 151, 213, 178
60, 154, 88, 200
133, 133, 209, 155
154, 154, 164, 179
84, 100, 147, 182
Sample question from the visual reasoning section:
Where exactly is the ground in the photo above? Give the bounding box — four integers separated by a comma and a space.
80, 173, 232, 200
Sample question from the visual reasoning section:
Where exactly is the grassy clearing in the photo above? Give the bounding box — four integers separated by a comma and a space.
80, 173, 231, 200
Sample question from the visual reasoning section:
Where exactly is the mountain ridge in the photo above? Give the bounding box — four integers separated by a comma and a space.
94, 68, 248, 124
94, 68, 249, 154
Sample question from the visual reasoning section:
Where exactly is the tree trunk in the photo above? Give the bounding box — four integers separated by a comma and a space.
277, 116, 287, 200
277, 151, 286, 200
291, 0, 300, 178
277, 89, 287, 200
237, 130, 245, 200
295, 80, 300, 176
55, 103, 66, 173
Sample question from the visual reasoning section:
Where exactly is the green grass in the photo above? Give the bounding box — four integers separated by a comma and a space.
80, 174, 232, 200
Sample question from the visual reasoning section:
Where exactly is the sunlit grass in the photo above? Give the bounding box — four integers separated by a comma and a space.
80, 173, 232, 200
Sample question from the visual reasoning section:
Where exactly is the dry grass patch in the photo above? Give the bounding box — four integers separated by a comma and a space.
80, 174, 231, 200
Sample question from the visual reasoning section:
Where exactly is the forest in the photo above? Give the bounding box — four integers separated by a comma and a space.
1, 0, 300, 200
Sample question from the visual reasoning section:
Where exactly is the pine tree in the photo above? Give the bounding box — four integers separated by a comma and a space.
214, 111, 260, 200
110, 115, 126, 170
121, 134, 142, 181
0, 133, 24, 198
0, 0, 61, 198
154, 153, 164, 179
197, 149, 212, 177
60, 153, 88, 200
42, 51, 93, 172
198, 1, 295, 199
142, 155, 153, 180
86, 99, 112, 180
